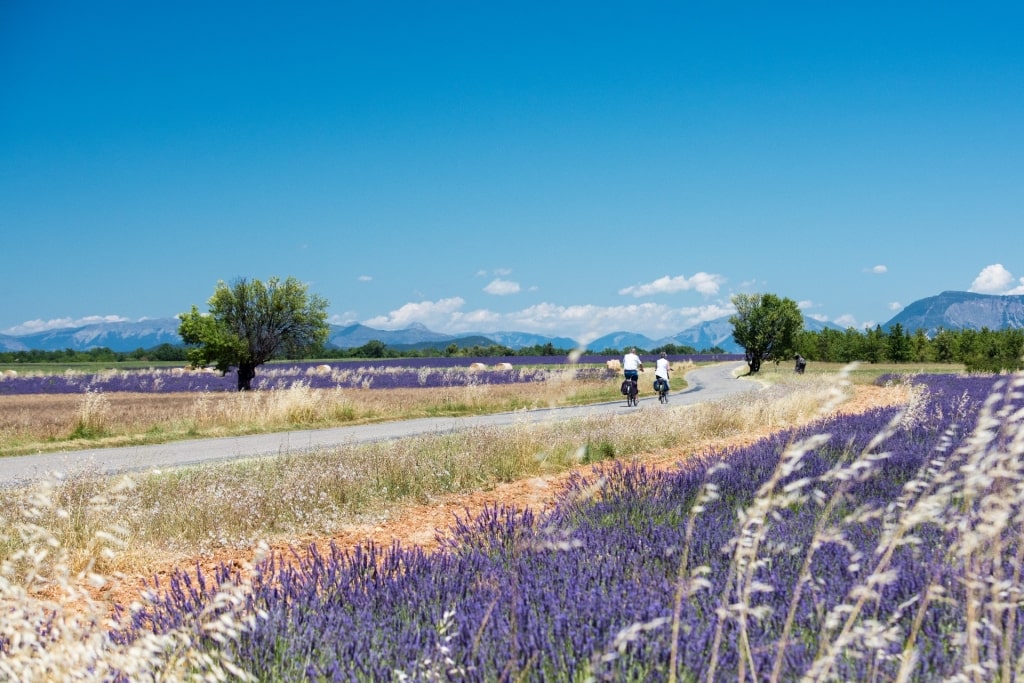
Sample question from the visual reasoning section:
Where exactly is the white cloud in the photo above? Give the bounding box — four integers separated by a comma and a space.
888, 301, 903, 311
867, 265, 888, 274
483, 278, 521, 296
455, 308, 502, 326
832, 314, 859, 328
823, 311, 880, 330
970, 264, 1024, 295
328, 312, 360, 326
618, 272, 725, 298
363, 297, 467, 330
357, 275, 372, 282
4, 315, 131, 335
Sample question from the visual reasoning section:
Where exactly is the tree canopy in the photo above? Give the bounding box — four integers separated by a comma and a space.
178, 276, 329, 390
729, 292, 803, 374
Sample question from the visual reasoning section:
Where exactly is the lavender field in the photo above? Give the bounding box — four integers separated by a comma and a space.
98, 371, 1023, 681
0, 361, 557, 394
0, 356, 739, 395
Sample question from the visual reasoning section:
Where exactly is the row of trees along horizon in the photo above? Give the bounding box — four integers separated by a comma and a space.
4, 281, 1022, 389
0, 340, 726, 366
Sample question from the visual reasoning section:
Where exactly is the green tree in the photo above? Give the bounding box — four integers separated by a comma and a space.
956, 328, 980, 363
652, 343, 698, 355
963, 327, 1024, 373
352, 339, 389, 359
178, 276, 330, 391
795, 328, 827, 362
836, 327, 864, 363
518, 343, 575, 356
728, 293, 803, 374
862, 325, 887, 363
932, 328, 958, 363
1003, 328, 1024, 370
910, 328, 933, 362
885, 323, 912, 362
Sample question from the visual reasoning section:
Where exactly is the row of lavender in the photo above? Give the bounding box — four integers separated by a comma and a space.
314, 354, 742, 368
120, 372, 1024, 680
0, 359, 650, 395
0, 355, 738, 394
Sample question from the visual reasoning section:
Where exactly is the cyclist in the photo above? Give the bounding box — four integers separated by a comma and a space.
622, 347, 643, 398
654, 352, 670, 401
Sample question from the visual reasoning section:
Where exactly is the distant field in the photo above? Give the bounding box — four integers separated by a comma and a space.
0, 360, 185, 373
741, 360, 966, 385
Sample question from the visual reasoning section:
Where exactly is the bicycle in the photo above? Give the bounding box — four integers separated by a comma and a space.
621, 372, 640, 407
626, 378, 639, 407
655, 377, 669, 404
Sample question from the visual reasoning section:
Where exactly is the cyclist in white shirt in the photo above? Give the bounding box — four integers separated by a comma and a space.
655, 352, 670, 392
622, 348, 643, 383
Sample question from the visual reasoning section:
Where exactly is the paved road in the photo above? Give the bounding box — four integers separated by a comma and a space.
0, 361, 756, 487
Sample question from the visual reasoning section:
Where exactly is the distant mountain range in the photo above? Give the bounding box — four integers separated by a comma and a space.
3, 291, 1022, 355
0, 319, 185, 354
882, 291, 1024, 336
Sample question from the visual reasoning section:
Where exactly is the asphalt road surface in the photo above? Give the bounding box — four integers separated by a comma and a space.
0, 361, 757, 487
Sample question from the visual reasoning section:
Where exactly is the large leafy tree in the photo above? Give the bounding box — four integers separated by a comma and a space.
178, 276, 330, 391
728, 293, 803, 374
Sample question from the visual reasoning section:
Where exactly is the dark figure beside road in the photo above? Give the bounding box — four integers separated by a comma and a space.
794, 354, 807, 374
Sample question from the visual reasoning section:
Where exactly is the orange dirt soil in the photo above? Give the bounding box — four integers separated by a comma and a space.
92, 384, 908, 613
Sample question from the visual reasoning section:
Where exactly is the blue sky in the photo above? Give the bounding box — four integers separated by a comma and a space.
3, 2, 1023, 344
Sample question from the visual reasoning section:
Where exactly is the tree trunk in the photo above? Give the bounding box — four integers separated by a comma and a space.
237, 363, 256, 391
